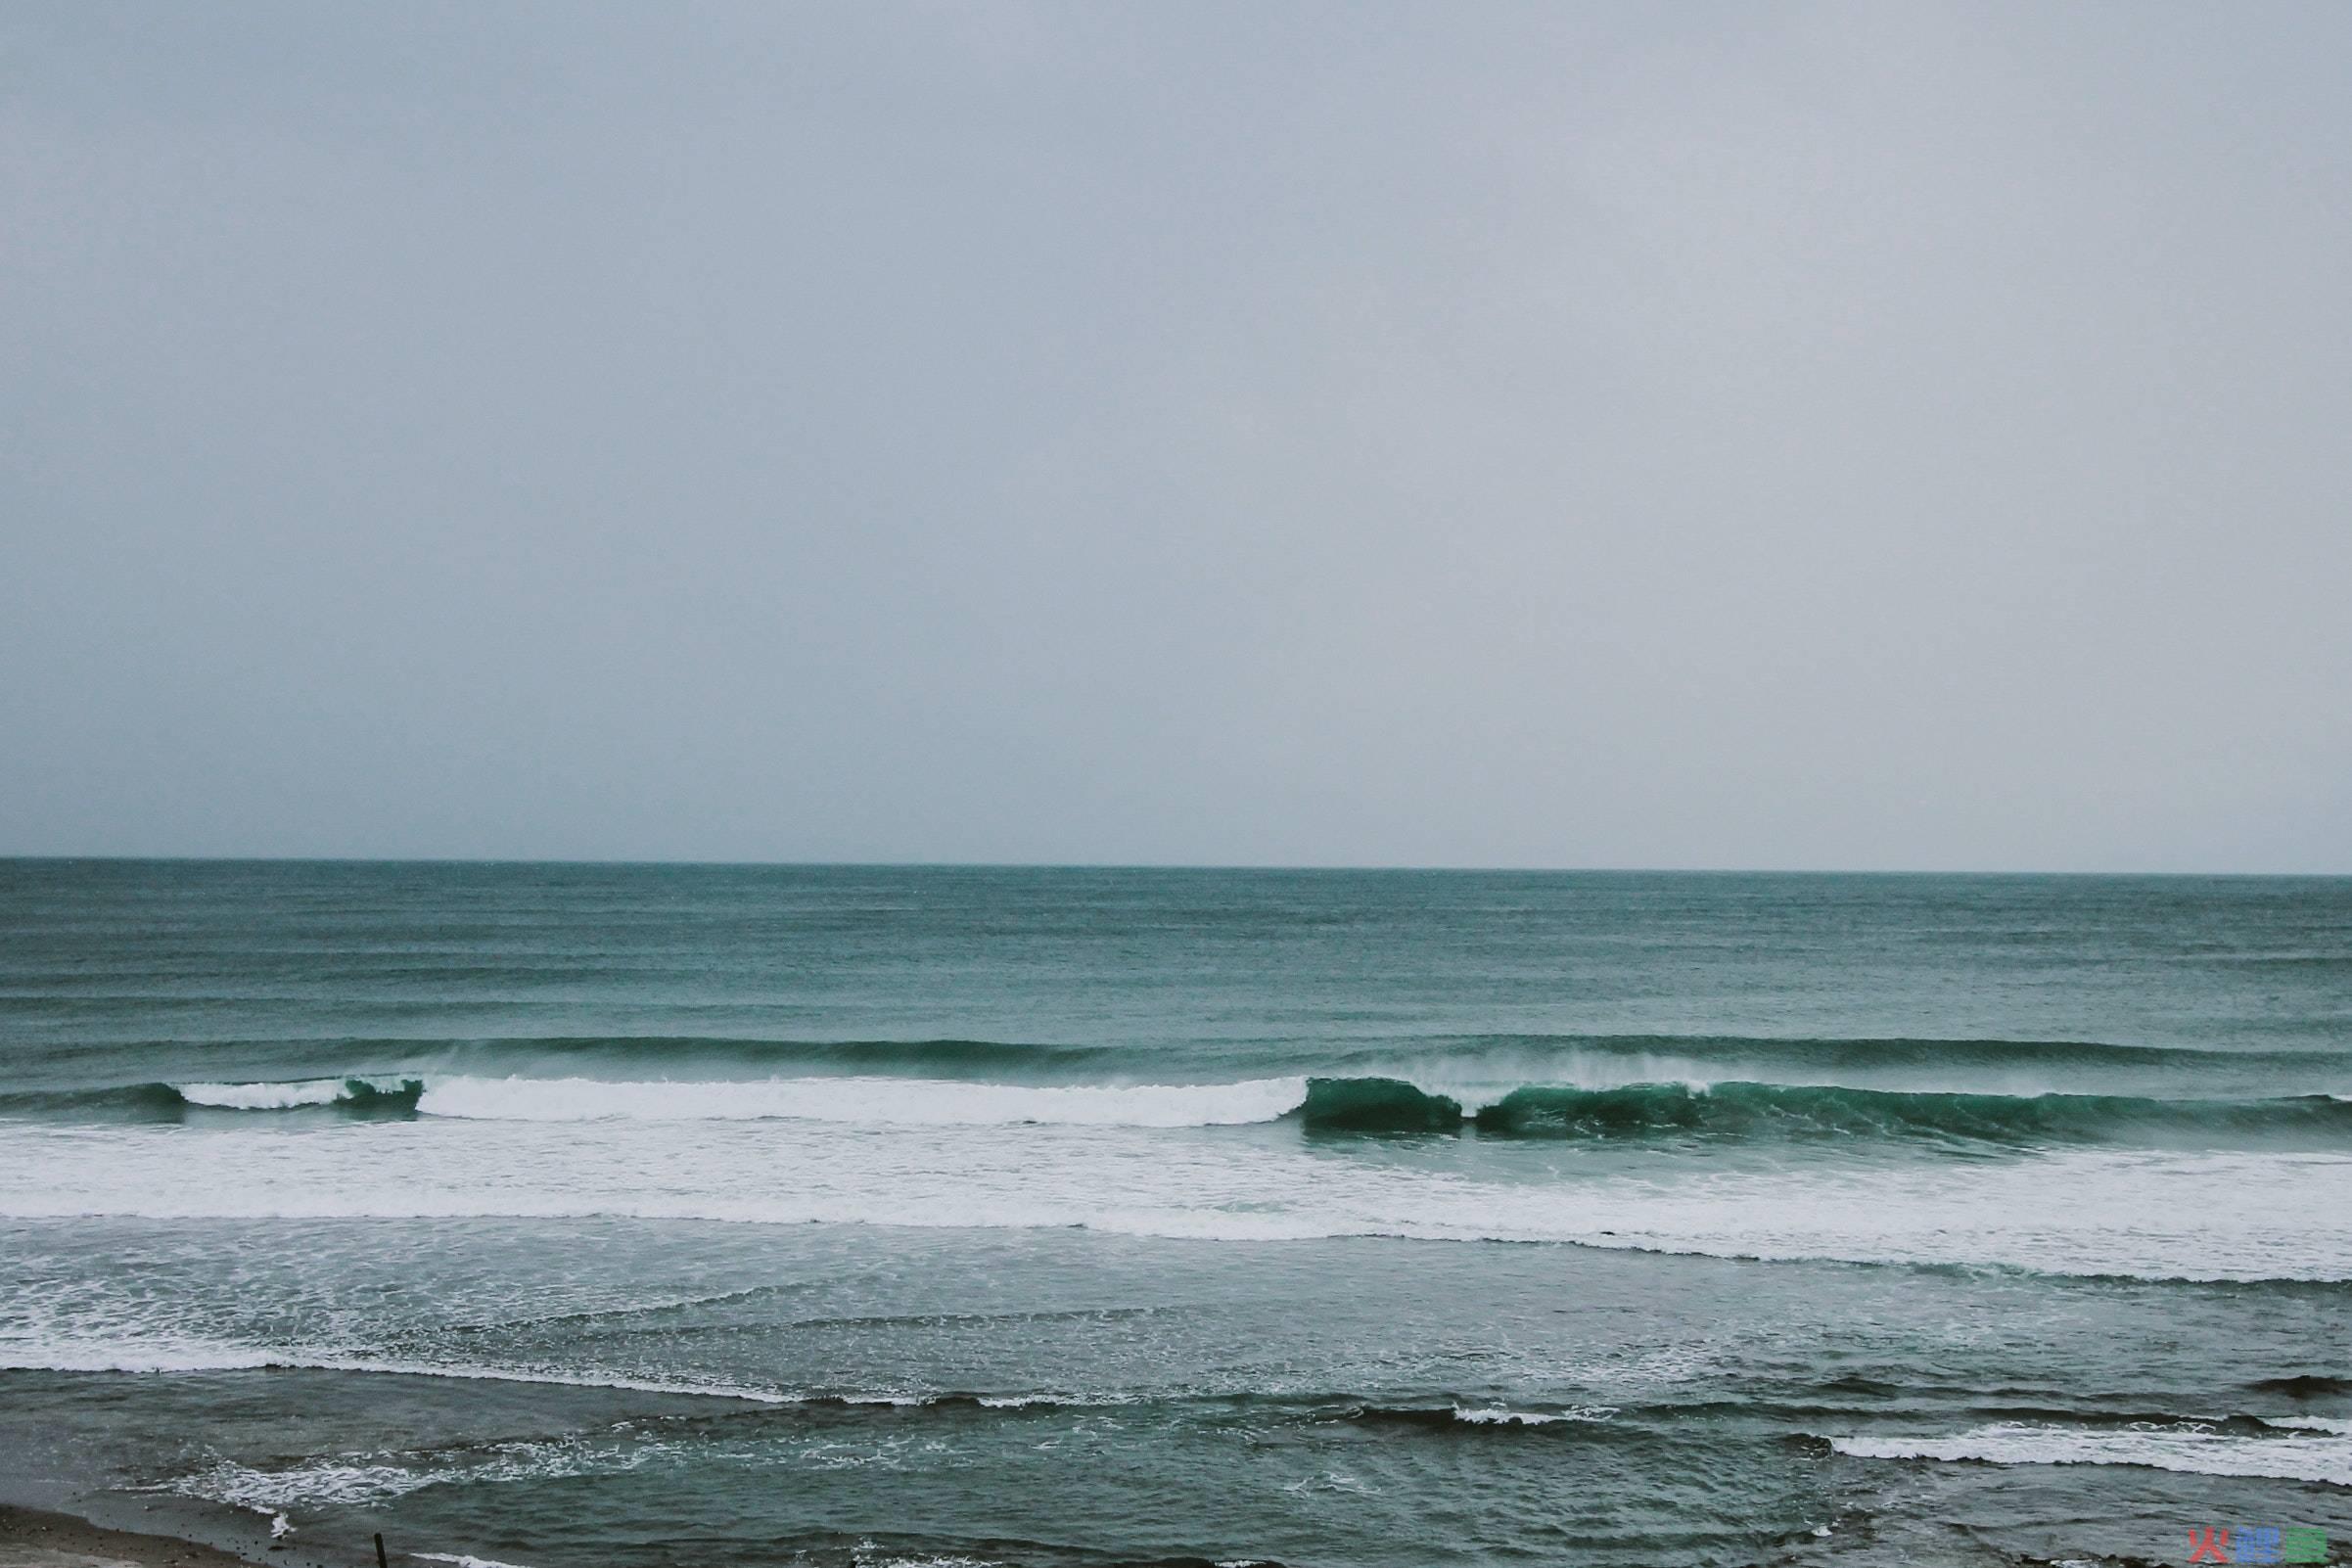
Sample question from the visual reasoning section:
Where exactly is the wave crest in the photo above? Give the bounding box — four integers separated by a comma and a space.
176, 1079, 424, 1114
410, 1074, 1303, 1128
19, 1073, 2348, 1151
1298, 1077, 2352, 1145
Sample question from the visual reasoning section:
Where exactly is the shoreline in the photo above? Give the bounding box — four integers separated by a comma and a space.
0, 1506, 270, 1568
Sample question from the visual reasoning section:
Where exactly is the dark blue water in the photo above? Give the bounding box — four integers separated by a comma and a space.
4, 861, 2350, 1566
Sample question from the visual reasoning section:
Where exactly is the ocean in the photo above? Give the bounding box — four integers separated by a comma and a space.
2, 860, 2349, 1567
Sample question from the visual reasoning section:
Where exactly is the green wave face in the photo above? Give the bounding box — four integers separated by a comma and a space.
1295, 1076, 1468, 1132
331, 1077, 428, 1115
1296, 1076, 2352, 1147
0, 1078, 431, 1122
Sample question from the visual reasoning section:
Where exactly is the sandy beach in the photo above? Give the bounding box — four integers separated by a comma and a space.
0, 1508, 265, 1568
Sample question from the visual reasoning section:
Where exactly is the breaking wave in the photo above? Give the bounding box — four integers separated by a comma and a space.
14, 1072, 2352, 1149
402, 1075, 1306, 1127
1293, 1077, 2352, 1145
177, 1078, 426, 1113
0, 1079, 432, 1119
1338, 1403, 1614, 1429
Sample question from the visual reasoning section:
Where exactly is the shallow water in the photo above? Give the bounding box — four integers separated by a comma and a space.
4, 862, 2350, 1565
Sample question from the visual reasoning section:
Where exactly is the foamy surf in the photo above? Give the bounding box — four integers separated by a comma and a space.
176, 1081, 425, 1114
7, 1119, 2349, 1279
170, 1430, 676, 1513
167, 1078, 424, 1113
0, 1324, 809, 1402
1830, 1420, 2352, 1486
409, 1074, 1309, 1127
179, 1080, 374, 1110
133, 1072, 2352, 1149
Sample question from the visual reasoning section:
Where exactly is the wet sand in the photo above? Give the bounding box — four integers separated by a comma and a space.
0, 1507, 262, 1568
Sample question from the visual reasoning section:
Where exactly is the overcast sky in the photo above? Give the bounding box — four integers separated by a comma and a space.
4, 2, 2348, 870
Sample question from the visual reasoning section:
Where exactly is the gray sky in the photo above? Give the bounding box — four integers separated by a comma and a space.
5, 2, 2348, 870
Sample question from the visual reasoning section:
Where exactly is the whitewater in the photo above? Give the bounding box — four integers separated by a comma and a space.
134, 1069, 2352, 1146
9, 1103, 2352, 1281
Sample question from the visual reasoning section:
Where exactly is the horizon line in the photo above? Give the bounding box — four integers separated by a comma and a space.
2, 853, 2348, 879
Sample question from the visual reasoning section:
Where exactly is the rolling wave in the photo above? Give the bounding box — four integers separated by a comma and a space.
110, 1074, 1304, 1128
17, 1029, 2332, 1108
0, 1079, 427, 1120
1295, 1076, 2352, 1145
13, 1072, 2352, 1148
1336, 1403, 1614, 1429
179, 1078, 426, 1113
0, 1076, 1294, 1127
2250, 1374, 2352, 1398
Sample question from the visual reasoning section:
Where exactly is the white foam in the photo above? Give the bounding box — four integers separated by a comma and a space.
175, 1433, 673, 1514
0, 1331, 801, 1403
1452, 1405, 1613, 1425
181, 1457, 437, 1510
5, 1119, 2351, 1281
0, 1339, 285, 1374
0, 1330, 1132, 1416
415, 1554, 535, 1568
1831, 1420, 2352, 1487
410, 1075, 1306, 1128
177, 1081, 352, 1110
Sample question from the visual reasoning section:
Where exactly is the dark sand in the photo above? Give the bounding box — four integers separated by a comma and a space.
0, 1508, 264, 1568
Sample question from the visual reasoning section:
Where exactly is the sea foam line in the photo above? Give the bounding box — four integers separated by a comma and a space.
1830, 1420, 2352, 1487
1450, 1404, 1614, 1426
144, 1073, 2352, 1147
0, 1337, 1146, 1413
0, 1339, 798, 1403
164, 1075, 1309, 1128
416, 1075, 1308, 1128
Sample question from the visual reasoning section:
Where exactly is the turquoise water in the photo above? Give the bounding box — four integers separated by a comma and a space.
3, 861, 2350, 1565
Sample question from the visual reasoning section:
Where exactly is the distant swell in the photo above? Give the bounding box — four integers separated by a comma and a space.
1294, 1076, 2352, 1146
430, 1036, 1121, 1074
2248, 1374, 2352, 1399
1417, 1033, 2326, 1071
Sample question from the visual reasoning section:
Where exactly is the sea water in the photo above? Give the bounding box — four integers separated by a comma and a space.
2, 861, 2348, 1565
